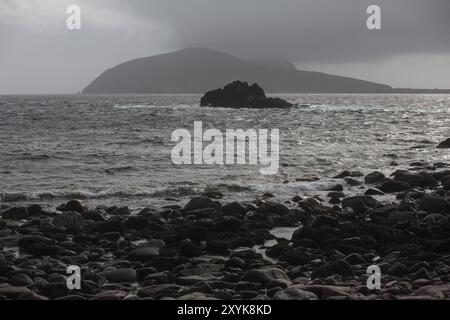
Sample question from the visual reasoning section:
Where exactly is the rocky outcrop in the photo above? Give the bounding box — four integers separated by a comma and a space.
200, 81, 293, 108
437, 138, 450, 149
2, 162, 450, 300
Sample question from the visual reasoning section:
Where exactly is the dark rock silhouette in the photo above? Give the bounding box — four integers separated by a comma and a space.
437, 138, 450, 149
83, 48, 393, 94
200, 81, 293, 108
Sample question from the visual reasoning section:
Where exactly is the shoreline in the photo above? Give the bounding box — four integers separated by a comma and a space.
1, 163, 450, 300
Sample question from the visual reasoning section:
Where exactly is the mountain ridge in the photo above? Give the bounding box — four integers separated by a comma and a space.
83, 48, 394, 94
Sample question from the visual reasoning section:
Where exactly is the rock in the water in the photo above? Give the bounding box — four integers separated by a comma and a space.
379, 180, 410, 193
333, 170, 364, 179
213, 216, 242, 232
184, 197, 220, 211
311, 260, 354, 279
124, 216, 151, 230
257, 201, 290, 215
437, 138, 450, 149
110, 206, 131, 216
200, 81, 293, 109
392, 170, 437, 188
365, 188, 384, 196
365, 171, 386, 184
341, 196, 377, 215
220, 202, 248, 216
326, 184, 344, 192
52, 211, 85, 231
60, 200, 87, 213
1, 207, 29, 220
82, 210, 106, 222
273, 287, 318, 300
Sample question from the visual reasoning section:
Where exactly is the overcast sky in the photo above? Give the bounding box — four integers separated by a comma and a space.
1, 0, 450, 94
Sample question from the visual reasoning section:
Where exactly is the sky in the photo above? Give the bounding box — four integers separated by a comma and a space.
1, 0, 450, 94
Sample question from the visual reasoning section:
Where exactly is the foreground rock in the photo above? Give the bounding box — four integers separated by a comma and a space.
200, 81, 293, 109
437, 138, 450, 149
1, 163, 450, 301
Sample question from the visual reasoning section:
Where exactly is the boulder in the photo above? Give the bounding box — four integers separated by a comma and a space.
333, 170, 364, 179
52, 211, 85, 231
413, 284, 450, 298
1, 207, 29, 220
273, 287, 318, 300
392, 170, 437, 188
257, 201, 290, 215
129, 247, 160, 262
387, 211, 417, 225
379, 180, 410, 193
179, 239, 200, 257
311, 260, 354, 279
341, 196, 378, 214
437, 138, 450, 149
213, 216, 242, 232
8, 273, 34, 287
200, 81, 293, 109
220, 202, 248, 216
364, 171, 386, 184
59, 200, 87, 213
82, 210, 107, 222
91, 218, 124, 233
0, 286, 31, 299
419, 195, 449, 213
99, 268, 137, 283
243, 267, 291, 288
344, 253, 366, 265
110, 206, 131, 216
124, 216, 151, 230
184, 197, 220, 211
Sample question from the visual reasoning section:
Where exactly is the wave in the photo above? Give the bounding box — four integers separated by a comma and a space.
0, 186, 201, 203
113, 104, 194, 109
0, 181, 262, 203
14, 153, 50, 161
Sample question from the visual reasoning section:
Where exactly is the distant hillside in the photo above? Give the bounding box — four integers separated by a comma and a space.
83, 48, 393, 94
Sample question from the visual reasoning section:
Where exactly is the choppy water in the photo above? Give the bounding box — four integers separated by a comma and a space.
1, 94, 450, 209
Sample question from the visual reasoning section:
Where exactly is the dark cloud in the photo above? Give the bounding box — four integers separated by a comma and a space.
119, 0, 450, 63
1, 0, 450, 93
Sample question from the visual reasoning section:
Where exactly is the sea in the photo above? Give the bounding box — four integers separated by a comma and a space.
1, 94, 450, 210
